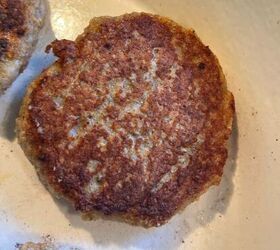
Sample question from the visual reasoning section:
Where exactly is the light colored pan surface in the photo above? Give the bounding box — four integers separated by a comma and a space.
0, 0, 279, 249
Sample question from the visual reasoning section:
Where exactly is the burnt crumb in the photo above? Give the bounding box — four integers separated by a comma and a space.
103, 43, 112, 50
0, 38, 8, 48
182, 240, 185, 243
38, 154, 47, 161
198, 62, 206, 70
0, 38, 8, 58
15, 243, 23, 249
252, 156, 255, 160
276, 139, 279, 142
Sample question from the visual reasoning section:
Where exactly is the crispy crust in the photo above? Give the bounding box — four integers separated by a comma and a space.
17, 13, 235, 227
0, 0, 46, 94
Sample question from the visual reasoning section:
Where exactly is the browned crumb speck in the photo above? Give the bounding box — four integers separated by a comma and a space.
17, 13, 235, 227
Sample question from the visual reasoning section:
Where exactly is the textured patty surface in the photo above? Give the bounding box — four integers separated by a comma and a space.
0, 0, 45, 94
17, 13, 235, 227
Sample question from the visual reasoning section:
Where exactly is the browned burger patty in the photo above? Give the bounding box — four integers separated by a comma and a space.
17, 13, 235, 227
0, 0, 45, 94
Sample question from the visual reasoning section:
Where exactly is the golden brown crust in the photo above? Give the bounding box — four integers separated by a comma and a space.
0, 0, 26, 36
0, 0, 25, 61
0, 0, 45, 94
17, 13, 235, 227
